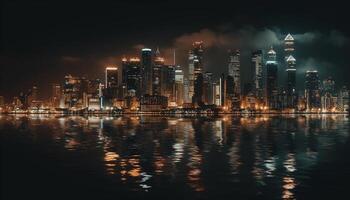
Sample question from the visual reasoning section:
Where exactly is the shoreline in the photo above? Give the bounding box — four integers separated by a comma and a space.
0, 112, 348, 116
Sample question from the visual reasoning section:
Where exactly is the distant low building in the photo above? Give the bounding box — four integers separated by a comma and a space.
140, 95, 168, 112
124, 96, 140, 111
337, 86, 349, 112
88, 98, 101, 111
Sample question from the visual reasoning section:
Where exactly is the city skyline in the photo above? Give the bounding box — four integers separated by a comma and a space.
1, 1, 350, 100
1, 34, 349, 114
2, 2, 350, 199
1, 34, 349, 102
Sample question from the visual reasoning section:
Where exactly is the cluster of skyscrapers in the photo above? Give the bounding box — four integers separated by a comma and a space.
1, 34, 349, 113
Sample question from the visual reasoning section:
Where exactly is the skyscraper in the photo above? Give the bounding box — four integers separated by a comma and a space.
220, 73, 226, 107
174, 66, 184, 106
191, 42, 204, 106
153, 49, 165, 95
251, 50, 264, 100
321, 77, 336, 111
322, 77, 336, 96
286, 55, 297, 108
162, 65, 176, 102
193, 41, 204, 75
105, 67, 118, 89
284, 33, 297, 109
32, 86, 38, 101
183, 79, 190, 104
142, 48, 153, 95
213, 78, 223, 107
122, 57, 142, 97
338, 86, 349, 112
104, 66, 119, 101
193, 73, 204, 106
51, 84, 61, 107
284, 33, 295, 60
225, 73, 234, 95
188, 50, 195, 100
203, 72, 214, 105
228, 49, 241, 97
63, 75, 84, 108
305, 70, 321, 111
266, 47, 278, 109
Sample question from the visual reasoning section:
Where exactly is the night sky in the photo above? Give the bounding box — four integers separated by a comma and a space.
1, 0, 350, 101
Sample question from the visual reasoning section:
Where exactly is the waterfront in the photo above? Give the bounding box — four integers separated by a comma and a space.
1, 114, 350, 200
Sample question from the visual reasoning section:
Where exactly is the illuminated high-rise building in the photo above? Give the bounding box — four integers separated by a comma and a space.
122, 57, 142, 97
338, 86, 349, 112
26, 85, 39, 107
203, 72, 214, 105
153, 48, 165, 95
174, 66, 184, 106
193, 41, 204, 75
52, 84, 61, 98
192, 42, 205, 106
51, 84, 61, 107
32, 86, 38, 101
284, 34, 297, 109
228, 49, 241, 97
286, 55, 297, 108
193, 73, 204, 106
142, 48, 153, 95
188, 41, 204, 103
284, 33, 295, 60
85, 79, 102, 109
305, 70, 321, 110
188, 50, 195, 100
226, 75, 234, 99
322, 77, 336, 96
104, 66, 119, 99
161, 65, 176, 103
321, 77, 336, 112
220, 73, 226, 107
266, 47, 278, 109
87, 79, 101, 96
105, 67, 118, 89
28, 86, 39, 105
251, 50, 264, 100
213, 78, 223, 107
63, 75, 85, 108
183, 79, 190, 103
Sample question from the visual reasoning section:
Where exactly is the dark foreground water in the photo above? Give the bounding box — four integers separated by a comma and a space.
1, 115, 350, 200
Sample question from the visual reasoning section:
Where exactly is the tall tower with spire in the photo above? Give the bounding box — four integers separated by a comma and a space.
189, 41, 204, 106
284, 33, 295, 60
284, 33, 297, 109
152, 47, 165, 95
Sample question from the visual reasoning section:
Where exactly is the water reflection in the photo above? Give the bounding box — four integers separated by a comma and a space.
0, 114, 349, 199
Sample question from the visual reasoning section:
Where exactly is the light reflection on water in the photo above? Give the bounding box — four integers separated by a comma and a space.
0, 114, 349, 199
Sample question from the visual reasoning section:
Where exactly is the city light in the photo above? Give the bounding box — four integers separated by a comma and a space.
0, 34, 348, 115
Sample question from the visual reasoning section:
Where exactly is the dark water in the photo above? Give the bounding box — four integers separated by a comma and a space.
1, 115, 350, 200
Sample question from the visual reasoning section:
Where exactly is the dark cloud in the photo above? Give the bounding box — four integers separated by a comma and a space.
329, 30, 349, 46
148, 26, 350, 92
